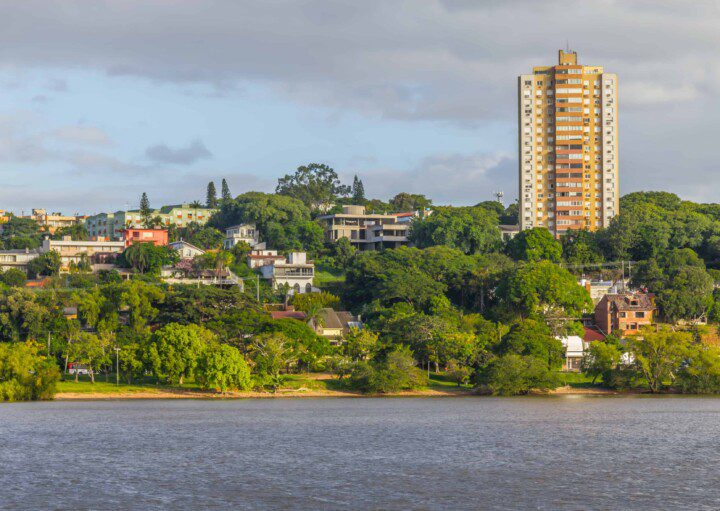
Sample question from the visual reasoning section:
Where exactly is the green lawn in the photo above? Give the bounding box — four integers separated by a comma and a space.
555, 371, 599, 388
314, 265, 346, 286
56, 374, 198, 394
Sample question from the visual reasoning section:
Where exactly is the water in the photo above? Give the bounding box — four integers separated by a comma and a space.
1, 397, 720, 510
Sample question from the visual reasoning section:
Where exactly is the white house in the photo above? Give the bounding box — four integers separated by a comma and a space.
0, 248, 41, 272
223, 223, 259, 250
260, 252, 316, 294
559, 335, 587, 372
247, 249, 286, 269
168, 240, 205, 259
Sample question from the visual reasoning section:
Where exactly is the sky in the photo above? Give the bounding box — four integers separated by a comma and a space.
0, 0, 718, 215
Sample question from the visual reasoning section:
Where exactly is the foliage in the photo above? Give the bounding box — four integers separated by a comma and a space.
119, 243, 179, 274
221, 178, 232, 202
197, 342, 252, 392
409, 206, 502, 255
347, 346, 427, 393
206, 181, 218, 208
147, 323, 214, 385
478, 353, 559, 396
389, 193, 432, 212
0, 342, 60, 401
505, 227, 562, 262
676, 346, 720, 394
628, 326, 692, 393
140, 192, 152, 227
344, 327, 379, 361
581, 341, 622, 384
291, 291, 340, 313
0, 268, 28, 287
275, 163, 350, 211
498, 319, 564, 370
27, 251, 61, 278
351, 175, 366, 204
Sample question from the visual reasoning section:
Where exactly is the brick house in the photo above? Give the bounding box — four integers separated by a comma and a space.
594, 292, 654, 337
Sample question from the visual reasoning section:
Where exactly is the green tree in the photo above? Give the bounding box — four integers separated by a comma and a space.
389, 193, 432, 212
139, 192, 152, 228
676, 346, 720, 394
581, 341, 622, 384
221, 178, 232, 202
206, 181, 218, 208
480, 354, 558, 396
0, 268, 28, 287
70, 332, 109, 383
629, 326, 691, 393
351, 175, 366, 204
275, 163, 350, 211
409, 206, 502, 255
119, 243, 179, 274
344, 327, 379, 361
291, 291, 340, 313
197, 342, 253, 393
147, 323, 214, 385
333, 237, 357, 270
27, 251, 61, 278
498, 319, 564, 370
0, 342, 60, 401
348, 346, 427, 393
445, 359, 472, 387
250, 332, 296, 390
505, 227, 562, 262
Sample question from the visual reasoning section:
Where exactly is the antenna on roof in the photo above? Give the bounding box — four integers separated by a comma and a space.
566, 39, 570, 52
493, 190, 504, 205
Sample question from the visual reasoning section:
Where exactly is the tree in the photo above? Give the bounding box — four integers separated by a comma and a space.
291, 291, 340, 313
206, 181, 218, 208
479, 354, 558, 396
409, 206, 502, 255
498, 319, 564, 370
351, 175, 366, 203
581, 341, 622, 384
197, 342, 252, 393
147, 323, 214, 385
0, 268, 27, 287
70, 332, 109, 383
676, 346, 720, 394
333, 237, 357, 270
139, 192, 152, 228
347, 346, 427, 393
119, 243, 179, 274
250, 333, 296, 390
275, 163, 350, 211
344, 327, 379, 361
505, 227, 562, 262
221, 178, 232, 202
629, 326, 691, 393
389, 193, 432, 212
445, 359, 472, 387
209, 191, 310, 237
27, 251, 61, 278
0, 342, 60, 401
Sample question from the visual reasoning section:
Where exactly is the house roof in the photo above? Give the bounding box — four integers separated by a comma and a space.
605, 293, 654, 311
583, 327, 606, 343
318, 308, 359, 329
169, 240, 205, 253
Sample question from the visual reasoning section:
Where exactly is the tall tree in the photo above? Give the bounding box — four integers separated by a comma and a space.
389, 192, 432, 212
139, 192, 152, 227
206, 181, 218, 208
221, 178, 232, 202
351, 175, 366, 204
275, 163, 350, 212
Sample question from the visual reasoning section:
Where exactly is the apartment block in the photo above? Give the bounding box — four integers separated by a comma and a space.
316, 205, 411, 251
85, 204, 217, 240
519, 49, 619, 236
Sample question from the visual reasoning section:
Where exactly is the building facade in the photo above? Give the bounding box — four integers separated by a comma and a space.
25, 209, 84, 234
594, 292, 654, 337
259, 252, 315, 293
518, 49, 619, 236
121, 228, 169, 247
223, 224, 259, 250
316, 205, 411, 250
42, 237, 125, 270
85, 204, 216, 240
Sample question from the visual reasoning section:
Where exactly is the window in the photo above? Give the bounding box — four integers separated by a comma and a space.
636, 312, 645, 318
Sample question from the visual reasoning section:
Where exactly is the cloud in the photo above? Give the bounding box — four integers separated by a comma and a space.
52, 125, 111, 146
145, 139, 212, 165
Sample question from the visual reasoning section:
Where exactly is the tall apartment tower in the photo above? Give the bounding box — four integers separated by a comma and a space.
518, 49, 618, 236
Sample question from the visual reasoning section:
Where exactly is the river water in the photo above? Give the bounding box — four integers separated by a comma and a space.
1, 396, 720, 510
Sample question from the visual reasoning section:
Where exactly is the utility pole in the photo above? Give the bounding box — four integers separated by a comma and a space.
114, 347, 120, 386
256, 274, 260, 303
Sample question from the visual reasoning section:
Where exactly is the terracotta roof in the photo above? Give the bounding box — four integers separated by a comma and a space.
318, 308, 359, 329
583, 327, 606, 343
270, 310, 307, 321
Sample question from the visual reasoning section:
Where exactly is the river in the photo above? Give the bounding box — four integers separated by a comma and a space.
1, 396, 719, 510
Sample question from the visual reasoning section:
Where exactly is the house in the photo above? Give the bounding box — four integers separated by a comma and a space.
310, 308, 362, 344
223, 224, 259, 250
169, 240, 205, 259
269, 307, 308, 321
579, 278, 628, 304
85, 204, 217, 241
594, 292, 654, 337
24, 209, 84, 234
121, 228, 168, 247
499, 224, 520, 241
260, 252, 315, 294
559, 335, 586, 371
42, 237, 125, 271
0, 248, 41, 272
247, 249, 286, 269
316, 205, 414, 251
160, 266, 244, 290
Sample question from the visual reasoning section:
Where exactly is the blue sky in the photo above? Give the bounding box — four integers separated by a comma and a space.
0, 1, 718, 214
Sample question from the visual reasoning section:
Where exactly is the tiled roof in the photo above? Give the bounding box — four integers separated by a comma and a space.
583, 327, 606, 343
606, 293, 653, 311
270, 310, 307, 320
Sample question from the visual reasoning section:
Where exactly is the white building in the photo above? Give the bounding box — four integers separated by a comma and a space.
247, 249, 286, 269
0, 248, 41, 272
259, 252, 315, 294
223, 224, 259, 250
559, 335, 587, 372
42, 237, 125, 270
169, 240, 205, 259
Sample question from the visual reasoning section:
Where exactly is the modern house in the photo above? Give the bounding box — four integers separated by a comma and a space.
169, 240, 205, 259
316, 205, 413, 251
259, 252, 315, 294
0, 248, 41, 272
121, 228, 169, 247
24, 209, 84, 234
42, 237, 125, 270
594, 292, 654, 337
309, 308, 362, 344
223, 224, 259, 250
85, 204, 217, 240
247, 249, 286, 269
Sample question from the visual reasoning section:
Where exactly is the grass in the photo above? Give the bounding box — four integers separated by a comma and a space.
314, 264, 346, 286
428, 372, 472, 390
554, 371, 599, 389
56, 374, 198, 394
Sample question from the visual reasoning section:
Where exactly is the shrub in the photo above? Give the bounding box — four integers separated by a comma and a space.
478, 354, 559, 396
0, 342, 60, 402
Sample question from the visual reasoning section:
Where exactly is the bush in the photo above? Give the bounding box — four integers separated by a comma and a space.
347, 346, 427, 393
0, 342, 60, 401
478, 354, 559, 396
0, 268, 27, 287
197, 343, 253, 393
676, 346, 720, 394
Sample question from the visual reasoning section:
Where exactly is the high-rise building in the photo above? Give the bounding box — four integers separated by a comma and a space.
518, 49, 618, 236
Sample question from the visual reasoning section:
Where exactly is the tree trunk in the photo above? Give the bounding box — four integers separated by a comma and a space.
75, 369, 79, 383
178, 375, 184, 386
90, 367, 95, 384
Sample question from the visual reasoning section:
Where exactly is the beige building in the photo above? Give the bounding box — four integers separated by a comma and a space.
316, 205, 410, 250
0, 248, 41, 272
25, 209, 84, 234
85, 204, 216, 240
518, 49, 619, 236
42, 237, 125, 270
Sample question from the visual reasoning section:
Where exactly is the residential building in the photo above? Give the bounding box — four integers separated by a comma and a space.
316, 205, 411, 250
0, 248, 41, 272
579, 278, 628, 303
247, 249, 286, 269
85, 204, 217, 241
499, 224, 520, 241
25, 209, 84, 234
518, 49, 619, 236
0, 210, 9, 224
259, 252, 315, 294
269, 306, 307, 321
42, 237, 125, 271
559, 335, 586, 372
169, 240, 205, 259
121, 228, 169, 247
309, 308, 362, 344
223, 223, 259, 250
160, 266, 244, 291
594, 292, 654, 337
